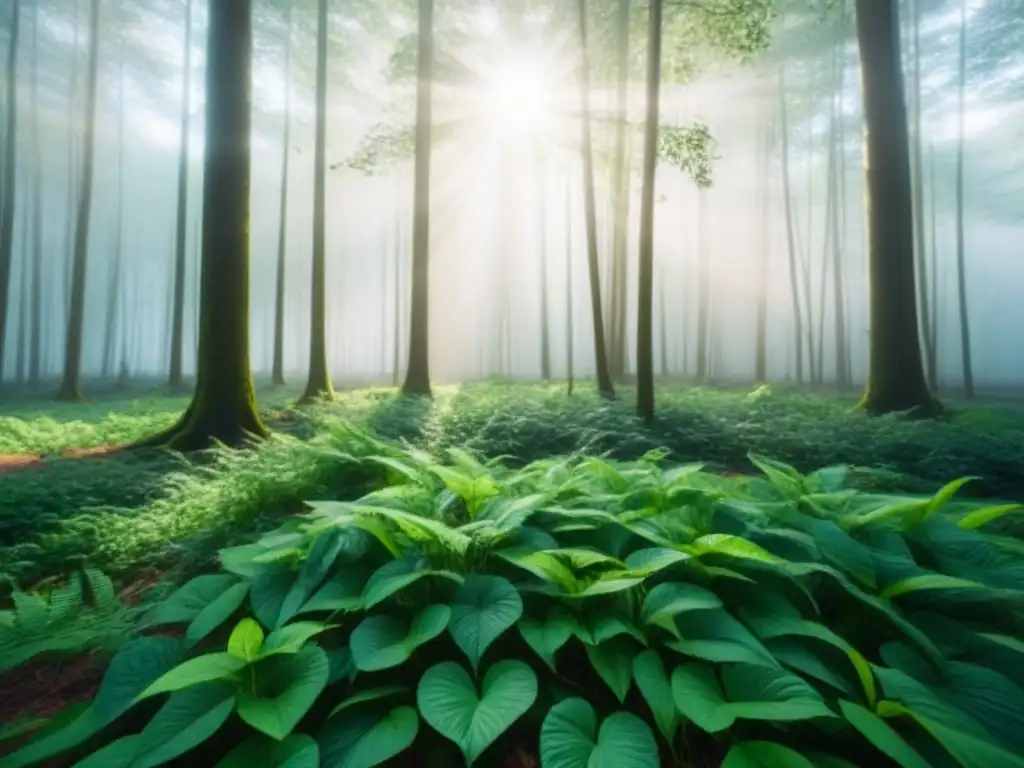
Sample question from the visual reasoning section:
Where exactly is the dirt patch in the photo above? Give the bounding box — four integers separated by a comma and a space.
0, 653, 103, 728
0, 454, 44, 474
0, 444, 128, 477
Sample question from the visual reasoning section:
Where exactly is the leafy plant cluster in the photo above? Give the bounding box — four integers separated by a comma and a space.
6, 442, 1024, 767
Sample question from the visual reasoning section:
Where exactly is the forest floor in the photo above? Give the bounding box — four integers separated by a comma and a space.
3, 379, 1024, 765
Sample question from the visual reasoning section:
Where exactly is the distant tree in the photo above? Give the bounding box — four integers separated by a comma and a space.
272, 4, 293, 388
0, 0, 20, 385
140, 0, 267, 449
954, 0, 974, 398
853, 0, 938, 415
778, 67, 804, 384
608, 0, 631, 383
402, 0, 435, 397
538, 169, 551, 382
28, 0, 42, 387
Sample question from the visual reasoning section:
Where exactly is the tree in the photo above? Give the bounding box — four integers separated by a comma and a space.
300, 0, 334, 402
608, 0, 631, 382
102, 42, 127, 380
954, 0, 974, 398
28, 0, 42, 387
401, 0, 435, 397
58, 0, 101, 402
778, 67, 803, 383
140, 0, 267, 449
538, 170, 551, 381
0, 0, 20, 385
636, 0, 663, 423
853, 0, 937, 415
272, 4, 293, 388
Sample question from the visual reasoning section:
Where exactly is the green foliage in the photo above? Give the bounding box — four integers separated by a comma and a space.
658, 123, 714, 187
9, 440, 1024, 766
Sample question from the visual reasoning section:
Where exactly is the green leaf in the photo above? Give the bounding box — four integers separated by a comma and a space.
329, 686, 407, 718
132, 683, 237, 768
838, 700, 931, 768
925, 476, 979, 518
692, 534, 780, 564
93, 636, 184, 718
262, 621, 336, 657
721, 741, 815, 768
238, 644, 330, 741
318, 706, 419, 768
417, 660, 538, 766
350, 604, 451, 672
958, 504, 1024, 530
229, 618, 265, 662
623, 547, 694, 573
540, 697, 659, 768
721, 663, 835, 722
216, 734, 320, 767
518, 607, 578, 670
448, 575, 523, 671
74, 735, 144, 768
914, 711, 1024, 768
361, 557, 461, 609
185, 581, 251, 649
251, 567, 296, 630
671, 663, 734, 733
640, 582, 721, 636
299, 571, 369, 616
632, 650, 679, 743
144, 576, 238, 627
138, 653, 248, 701
586, 639, 636, 703
881, 573, 987, 599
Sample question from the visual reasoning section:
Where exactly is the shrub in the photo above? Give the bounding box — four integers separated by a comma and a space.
6, 443, 1024, 767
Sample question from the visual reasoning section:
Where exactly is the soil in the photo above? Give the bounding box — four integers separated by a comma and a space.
0, 444, 127, 476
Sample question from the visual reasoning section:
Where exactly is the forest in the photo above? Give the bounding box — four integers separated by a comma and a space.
1, 0, 1023, 765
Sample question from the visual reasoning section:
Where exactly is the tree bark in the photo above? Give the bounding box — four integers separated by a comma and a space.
28, 0, 42, 387
401, 0, 435, 397
854, 0, 938, 415
954, 0, 973, 398
538, 170, 551, 381
577, 0, 615, 397
754, 110, 770, 383
778, 67, 803, 384
635, 0, 662, 423
392, 188, 402, 386
831, 7, 849, 390
695, 189, 710, 383
566, 175, 575, 396
608, 0, 631, 381
272, 5, 292, 388
103, 41, 126, 380
0, 0, 20, 385
301, 0, 334, 402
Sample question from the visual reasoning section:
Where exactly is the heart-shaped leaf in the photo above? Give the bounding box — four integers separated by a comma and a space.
350, 604, 450, 672
318, 706, 419, 767
361, 557, 460, 609
640, 582, 722, 636
137, 653, 247, 702
145, 576, 239, 627
671, 662, 734, 733
329, 686, 407, 718
417, 660, 537, 765
238, 644, 329, 740
721, 741, 816, 768
540, 697, 658, 768
229, 618, 265, 662
518, 607, 577, 670
132, 682, 236, 768
216, 734, 320, 767
632, 650, 678, 743
185, 582, 251, 649
586, 638, 636, 703
448, 575, 523, 671
262, 621, 336, 657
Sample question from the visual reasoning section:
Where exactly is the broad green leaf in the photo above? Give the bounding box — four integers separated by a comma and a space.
721, 741, 815, 768
838, 700, 931, 768
586, 638, 636, 702
667, 638, 774, 667
3, 706, 108, 768
138, 653, 248, 701
185, 581, 251, 649
329, 686, 407, 718
497, 549, 578, 591
250, 567, 296, 630
623, 547, 693, 573
881, 573, 987, 599
144, 576, 238, 627
924, 476, 979, 518
632, 650, 679, 743
518, 607, 578, 670
802, 518, 877, 588
448, 575, 523, 671
692, 534, 780, 564
670, 662, 734, 733
350, 604, 451, 672
92, 636, 184, 720
640, 582, 721, 636
229, 618, 265, 662
262, 621, 336, 657
132, 683, 236, 768
914, 711, 1024, 768
748, 454, 803, 497
958, 504, 1024, 531
576, 613, 646, 646
216, 734, 319, 767
299, 571, 370, 616
318, 706, 419, 768
540, 697, 659, 768
361, 557, 461, 609
722, 663, 835, 722
238, 644, 330, 741
417, 660, 537, 766
74, 735, 143, 768
572, 574, 647, 598
766, 638, 856, 697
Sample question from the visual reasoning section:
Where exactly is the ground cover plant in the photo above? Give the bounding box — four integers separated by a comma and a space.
4, 438, 1024, 766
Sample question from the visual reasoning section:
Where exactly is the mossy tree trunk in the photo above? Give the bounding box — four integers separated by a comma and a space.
0, 0, 21, 385
635, 0, 662, 423
58, 0, 101, 402
402, 0, 434, 397
854, 0, 938, 415
142, 0, 267, 450
168, 0, 193, 390
272, 4, 293, 389
577, 0, 615, 398
301, 0, 333, 402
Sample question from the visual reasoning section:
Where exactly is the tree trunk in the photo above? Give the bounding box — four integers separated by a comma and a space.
57, 0, 102, 402
608, 0, 631, 382
538, 171, 551, 381
928, 140, 939, 370
0, 0, 20, 385
566, 176, 575, 396
168, 0, 194, 389
28, 0, 42, 387
63, 0, 82, 319
301, 0, 334, 401
577, 0, 615, 397
635, 0, 662, 423
272, 5, 292, 388
401, 0, 434, 396
658, 269, 668, 378
754, 112, 770, 383
142, 0, 267, 449
392, 188, 402, 386
103, 44, 126, 380
695, 189, 710, 383
853, 0, 937, 415
954, 0, 973, 398
778, 68, 804, 384
831, 7, 849, 390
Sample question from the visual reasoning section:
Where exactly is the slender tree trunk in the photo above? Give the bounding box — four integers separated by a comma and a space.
538, 170, 551, 381
928, 140, 939, 371
168, 0, 194, 388
16, 205, 28, 384
608, 0, 631, 381
566, 175, 575, 396
816, 102, 835, 385
830, 76, 848, 389
57, 0, 102, 401
755, 112, 770, 383
272, 5, 292, 388
301, 0, 334, 401
853, 0, 937, 414
140, 0, 267, 449
577, 0, 615, 397
695, 189, 710, 382
635, 0, 662, 422
402, 0, 434, 396
0, 0, 20, 385
28, 0, 42, 387
658, 269, 668, 378
954, 0, 973, 398
103, 42, 126, 380
392, 188, 402, 386
778, 68, 804, 384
